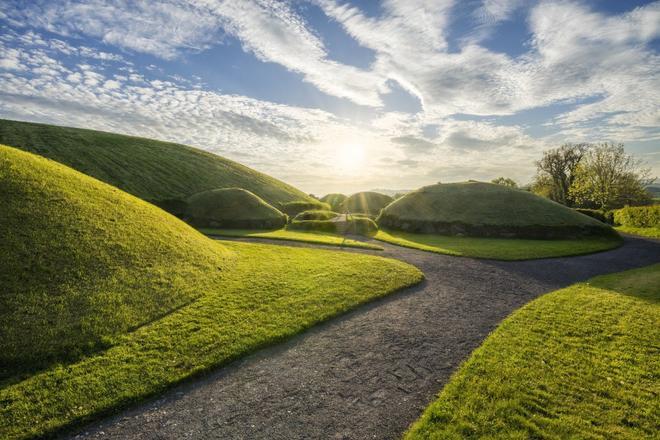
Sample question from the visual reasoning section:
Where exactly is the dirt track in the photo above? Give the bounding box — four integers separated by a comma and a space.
70, 235, 660, 440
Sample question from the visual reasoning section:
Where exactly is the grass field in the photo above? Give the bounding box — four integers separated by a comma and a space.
0, 242, 422, 439
615, 226, 660, 239
378, 182, 614, 239
375, 230, 622, 260
0, 118, 312, 207
202, 228, 383, 250
406, 264, 660, 439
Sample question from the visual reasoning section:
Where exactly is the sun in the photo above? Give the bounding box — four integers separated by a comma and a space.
337, 144, 366, 173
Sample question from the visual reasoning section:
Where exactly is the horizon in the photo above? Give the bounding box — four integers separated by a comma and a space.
1, 0, 659, 194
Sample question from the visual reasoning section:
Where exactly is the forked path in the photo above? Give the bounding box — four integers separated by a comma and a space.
71, 236, 660, 440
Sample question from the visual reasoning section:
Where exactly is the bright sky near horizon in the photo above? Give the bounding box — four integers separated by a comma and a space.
0, 0, 658, 194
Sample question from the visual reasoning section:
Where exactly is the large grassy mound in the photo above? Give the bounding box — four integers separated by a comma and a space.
378, 182, 615, 239
0, 145, 231, 378
406, 264, 659, 439
186, 188, 287, 229
0, 119, 313, 215
320, 193, 347, 211
342, 191, 393, 216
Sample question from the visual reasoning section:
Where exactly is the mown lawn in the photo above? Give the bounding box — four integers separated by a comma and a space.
406, 264, 659, 439
375, 230, 622, 260
202, 227, 383, 250
615, 226, 660, 239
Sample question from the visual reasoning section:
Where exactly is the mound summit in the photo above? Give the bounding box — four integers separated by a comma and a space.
378, 181, 616, 239
0, 119, 313, 216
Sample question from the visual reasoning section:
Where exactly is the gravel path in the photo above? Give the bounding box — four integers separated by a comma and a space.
70, 235, 659, 440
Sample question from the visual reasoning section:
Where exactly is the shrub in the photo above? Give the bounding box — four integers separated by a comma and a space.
280, 200, 331, 217
574, 208, 612, 224
613, 205, 660, 228
293, 209, 339, 221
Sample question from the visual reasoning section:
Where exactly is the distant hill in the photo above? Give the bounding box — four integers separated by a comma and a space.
370, 188, 411, 197
378, 181, 616, 239
0, 145, 231, 377
0, 119, 313, 215
343, 191, 394, 216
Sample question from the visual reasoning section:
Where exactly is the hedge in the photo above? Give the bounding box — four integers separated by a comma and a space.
574, 208, 613, 225
293, 210, 339, 221
280, 200, 331, 217
613, 205, 660, 228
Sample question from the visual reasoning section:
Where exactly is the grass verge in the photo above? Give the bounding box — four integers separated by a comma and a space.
406, 264, 660, 440
0, 241, 421, 439
615, 226, 660, 239
375, 230, 622, 260
202, 228, 383, 250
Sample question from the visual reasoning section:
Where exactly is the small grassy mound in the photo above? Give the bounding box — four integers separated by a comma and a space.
378, 182, 616, 239
320, 193, 347, 211
0, 145, 231, 378
186, 188, 287, 229
293, 209, 339, 221
289, 216, 378, 237
376, 230, 621, 260
280, 200, 331, 217
0, 119, 313, 216
343, 191, 393, 216
406, 264, 660, 439
201, 228, 383, 250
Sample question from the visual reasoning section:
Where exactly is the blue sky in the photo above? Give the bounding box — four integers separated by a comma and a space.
0, 0, 658, 194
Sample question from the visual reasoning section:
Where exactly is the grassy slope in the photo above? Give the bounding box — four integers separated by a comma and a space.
186, 188, 286, 223
0, 145, 231, 376
343, 191, 393, 215
406, 264, 659, 439
615, 226, 660, 239
201, 228, 383, 250
0, 118, 312, 206
376, 230, 622, 260
1, 242, 421, 439
381, 182, 606, 227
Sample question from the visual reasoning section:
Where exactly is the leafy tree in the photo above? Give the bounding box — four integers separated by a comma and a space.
534, 143, 588, 206
491, 177, 518, 188
569, 143, 653, 210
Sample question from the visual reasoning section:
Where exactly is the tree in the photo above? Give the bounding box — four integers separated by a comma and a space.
569, 143, 654, 210
534, 143, 588, 206
491, 177, 518, 188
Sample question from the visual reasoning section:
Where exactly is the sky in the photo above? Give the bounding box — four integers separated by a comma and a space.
0, 0, 659, 195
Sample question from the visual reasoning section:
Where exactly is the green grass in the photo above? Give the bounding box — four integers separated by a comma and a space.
343, 191, 393, 215
293, 209, 339, 221
406, 264, 660, 439
0, 146, 421, 439
0, 118, 313, 207
201, 228, 383, 250
375, 230, 622, 260
615, 226, 660, 239
378, 182, 614, 239
0, 144, 231, 377
186, 187, 287, 229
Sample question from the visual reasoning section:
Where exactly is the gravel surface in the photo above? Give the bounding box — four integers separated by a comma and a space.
69, 235, 659, 440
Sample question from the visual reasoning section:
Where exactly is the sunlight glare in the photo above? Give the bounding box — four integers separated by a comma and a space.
337, 144, 366, 173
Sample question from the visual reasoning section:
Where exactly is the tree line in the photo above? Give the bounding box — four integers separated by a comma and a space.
491, 142, 655, 210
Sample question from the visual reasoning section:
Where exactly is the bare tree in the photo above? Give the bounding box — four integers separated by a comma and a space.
569, 143, 654, 210
491, 177, 518, 188
534, 143, 589, 206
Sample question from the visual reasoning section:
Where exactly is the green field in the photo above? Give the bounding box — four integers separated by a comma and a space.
378, 182, 614, 239
202, 228, 383, 250
0, 119, 312, 208
375, 230, 622, 260
0, 145, 422, 439
406, 264, 660, 439
615, 226, 660, 239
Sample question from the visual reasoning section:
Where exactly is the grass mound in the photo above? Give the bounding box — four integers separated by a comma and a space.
0, 119, 312, 216
406, 264, 659, 439
201, 228, 383, 250
186, 188, 287, 229
320, 193, 347, 211
378, 181, 616, 239
0, 145, 231, 378
280, 200, 331, 217
293, 209, 339, 221
342, 191, 393, 216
